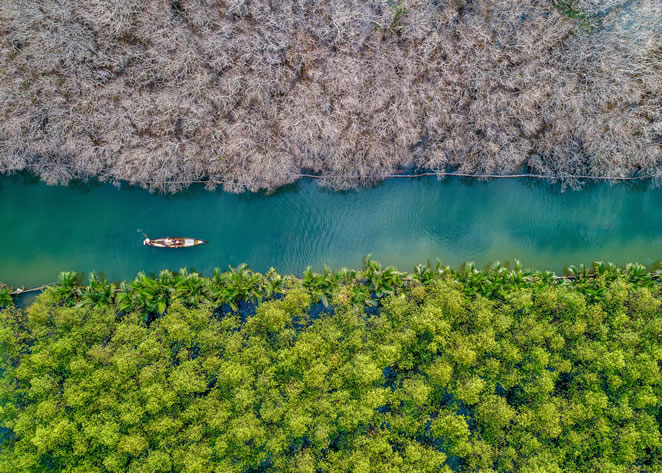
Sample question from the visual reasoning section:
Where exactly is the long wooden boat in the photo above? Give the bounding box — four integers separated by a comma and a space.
144, 237, 207, 248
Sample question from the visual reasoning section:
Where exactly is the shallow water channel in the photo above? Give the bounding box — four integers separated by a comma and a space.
1, 174, 660, 287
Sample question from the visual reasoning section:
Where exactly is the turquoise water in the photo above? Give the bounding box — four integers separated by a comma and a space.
1, 174, 660, 287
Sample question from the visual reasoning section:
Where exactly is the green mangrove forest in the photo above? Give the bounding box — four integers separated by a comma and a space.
1, 261, 660, 472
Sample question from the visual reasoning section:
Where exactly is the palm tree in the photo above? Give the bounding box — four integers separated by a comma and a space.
260, 267, 284, 300
303, 265, 340, 307
359, 255, 405, 299
129, 271, 173, 319
55, 272, 80, 306
625, 263, 653, 286
76, 272, 116, 309
567, 264, 588, 281
114, 281, 132, 315
372, 266, 402, 298
0, 284, 13, 308
336, 267, 357, 284
413, 259, 448, 285
211, 264, 262, 311
174, 268, 210, 306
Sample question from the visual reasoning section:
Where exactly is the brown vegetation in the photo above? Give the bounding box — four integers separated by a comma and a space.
0, 0, 660, 192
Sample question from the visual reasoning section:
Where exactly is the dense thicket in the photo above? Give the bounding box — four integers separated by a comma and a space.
1, 0, 660, 192
1, 262, 660, 472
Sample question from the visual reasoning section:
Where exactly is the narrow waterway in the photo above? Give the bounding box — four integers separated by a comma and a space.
1, 174, 660, 287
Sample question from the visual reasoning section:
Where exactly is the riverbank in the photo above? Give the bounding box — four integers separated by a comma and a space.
1, 264, 660, 472
1, 0, 660, 193
2, 260, 660, 309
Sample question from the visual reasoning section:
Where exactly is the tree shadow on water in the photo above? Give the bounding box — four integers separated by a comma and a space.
66, 177, 103, 194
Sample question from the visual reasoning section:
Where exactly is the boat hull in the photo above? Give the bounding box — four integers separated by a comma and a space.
145, 238, 207, 248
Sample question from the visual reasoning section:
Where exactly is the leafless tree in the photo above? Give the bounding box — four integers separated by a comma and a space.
1, 0, 660, 192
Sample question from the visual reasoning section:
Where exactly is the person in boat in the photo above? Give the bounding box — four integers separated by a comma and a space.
164, 237, 182, 247
143, 237, 151, 245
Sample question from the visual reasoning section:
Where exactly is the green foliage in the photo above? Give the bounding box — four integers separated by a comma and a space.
53, 271, 80, 306
210, 264, 263, 311
388, 1, 408, 34
0, 284, 13, 308
76, 272, 116, 309
303, 265, 339, 307
554, 0, 601, 32
361, 254, 403, 298
0, 263, 660, 472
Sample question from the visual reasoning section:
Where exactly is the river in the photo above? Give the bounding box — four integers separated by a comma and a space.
1, 174, 660, 287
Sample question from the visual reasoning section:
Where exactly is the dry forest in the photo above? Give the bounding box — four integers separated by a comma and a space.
1, 0, 661, 192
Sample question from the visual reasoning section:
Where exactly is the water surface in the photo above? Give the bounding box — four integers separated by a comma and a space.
1, 175, 660, 287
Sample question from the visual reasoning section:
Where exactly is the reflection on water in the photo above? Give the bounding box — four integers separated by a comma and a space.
0, 174, 660, 286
